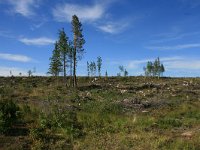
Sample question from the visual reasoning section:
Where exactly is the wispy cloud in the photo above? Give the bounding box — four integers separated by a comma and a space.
0, 66, 28, 76
0, 30, 15, 38
19, 37, 55, 46
127, 56, 183, 69
0, 53, 32, 62
52, 1, 131, 34
147, 43, 200, 50
152, 31, 200, 43
106, 56, 200, 76
165, 60, 200, 70
98, 21, 129, 34
0, 66, 45, 76
179, 0, 200, 8
30, 21, 45, 30
126, 56, 200, 77
53, 2, 105, 22
7, 0, 39, 17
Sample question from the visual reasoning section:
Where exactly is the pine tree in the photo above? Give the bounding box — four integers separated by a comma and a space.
72, 15, 85, 87
144, 57, 165, 78
97, 56, 102, 77
87, 61, 90, 77
68, 41, 73, 86
160, 64, 165, 77
48, 42, 62, 76
143, 66, 147, 76
119, 66, 124, 76
93, 62, 96, 76
58, 28, 69, 85
147, 61, 153, 76
105, 70, 108, 77
124, 69, 128, 77
27, 70, 32, 77
154, 57, 161, 77
89, 61, 96, 77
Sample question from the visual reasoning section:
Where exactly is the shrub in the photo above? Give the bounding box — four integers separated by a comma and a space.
36, 105, 84, 138
157, 117, 182, 129
0, 100, 20, 133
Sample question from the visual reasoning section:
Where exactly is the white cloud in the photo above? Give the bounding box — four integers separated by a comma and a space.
0, 53, 32, 62
126, 56, 200, 77
7, 0, 39, 17
98, 22, 129, 34
19, 37, 55, 46
52, 1, 133, 34
165, 60, 200, 70
53, 3, 105, 22
0, 66, 45, 76
161, 56, 184, 61
127, 56, 183, 69
147, 43, 200, 50
0, 30, 15, 38
179, 0, 200, 8
0, 66, 27, 76
152, 31, 200, 43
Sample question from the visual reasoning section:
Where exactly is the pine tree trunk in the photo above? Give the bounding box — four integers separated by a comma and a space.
70, 57, 73, 87
73, 49, 77, 88
63, 55, 66, 86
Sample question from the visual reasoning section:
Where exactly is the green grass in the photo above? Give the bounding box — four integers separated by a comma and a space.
0, 76, 200, 149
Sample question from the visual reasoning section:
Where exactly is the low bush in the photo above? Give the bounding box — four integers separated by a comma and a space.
157, 117, 182, 129
30, 104, 84, 149
0, 100, 20, 133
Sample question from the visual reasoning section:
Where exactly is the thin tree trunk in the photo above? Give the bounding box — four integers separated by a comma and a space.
63, 56, 66, 86
73, 49, 77, 87
70, 57, 73, 87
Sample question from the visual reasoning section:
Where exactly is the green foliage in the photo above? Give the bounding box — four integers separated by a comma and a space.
0, 100, 20, 133
97, 56, 102, 77
87, 57, 102, 77
144, 57, 165, 77
89, 61, 96, 77
105, 70, 108, 77
48, 42, 62, 76
118, 65, 128, 77
27, 70, 32, 77
72, 15, 85, 87
100, 102, 123, 115
58, 28, 70, 78
29, 104, 83, 149
124, 69, 128, 77
1, 76, 200, 149
119, 65, 124, 76
72, 15, 85, 52
87, 61, 90, 77
38, 106, 83, 139
157, 117, 182, 129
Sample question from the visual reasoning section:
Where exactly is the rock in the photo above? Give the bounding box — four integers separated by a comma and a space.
120, 89, 127, 94
116, 84, 120, 88
142, 110, 149, 113
142, 101, 151, 108
92, 77, 98, 83
86, 92, 91, 97
120, 98, 143, 109
123, 98, 130, 104
181, 131, 193, 139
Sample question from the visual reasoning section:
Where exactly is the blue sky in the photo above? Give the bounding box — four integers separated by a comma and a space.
1, 0, 200, 77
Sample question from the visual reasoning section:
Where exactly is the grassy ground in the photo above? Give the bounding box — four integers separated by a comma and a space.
0, 76, 200, 150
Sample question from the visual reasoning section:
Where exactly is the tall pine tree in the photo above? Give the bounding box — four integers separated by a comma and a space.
58, 28, 69, 85
48, 42, 62, 76
71, 15, 85, 87
68, 41, 73, 86
87, 61, 90, 77
97, 56, 102, 77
